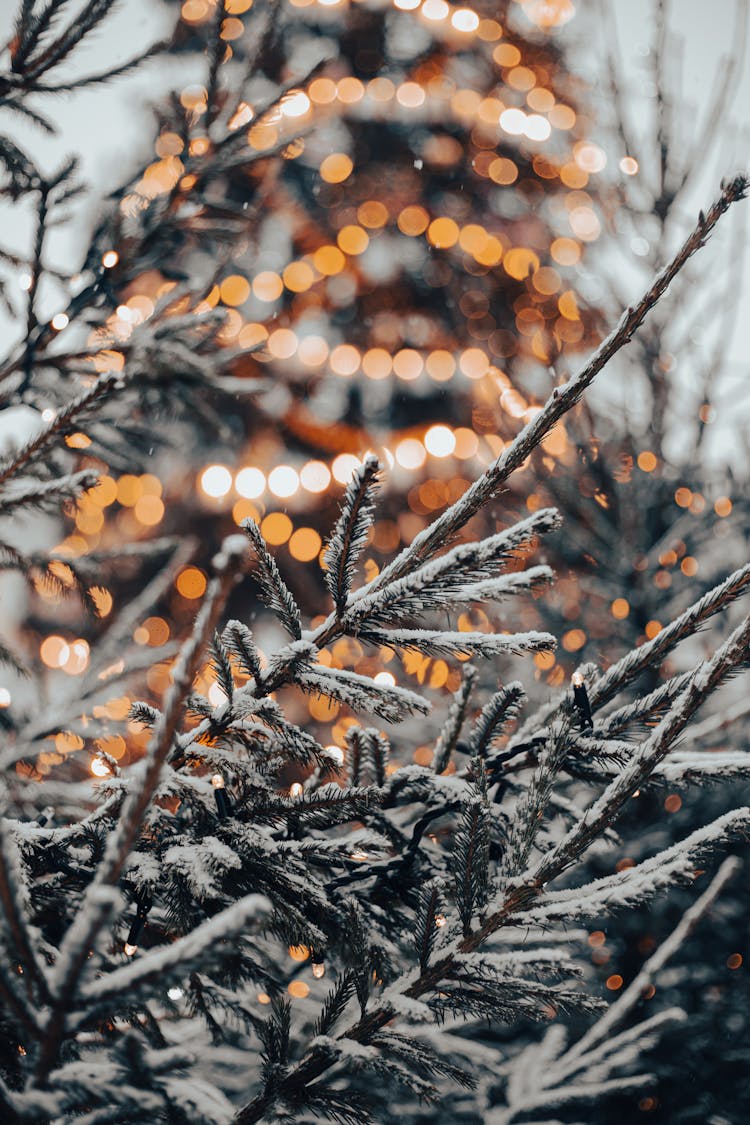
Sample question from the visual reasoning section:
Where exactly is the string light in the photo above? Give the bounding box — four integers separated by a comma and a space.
211, 773, 232, 819
124, 894, 152, 957
571, 671, 594, 732
311, 949, 326, 978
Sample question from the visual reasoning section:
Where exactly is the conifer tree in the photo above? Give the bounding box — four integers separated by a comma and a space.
0, 2, 748, 1123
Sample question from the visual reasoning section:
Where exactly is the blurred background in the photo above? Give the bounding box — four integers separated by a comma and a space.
0, 0, 749, 1120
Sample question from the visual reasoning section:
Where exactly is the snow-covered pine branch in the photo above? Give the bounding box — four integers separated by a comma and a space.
324, 453, 380, 616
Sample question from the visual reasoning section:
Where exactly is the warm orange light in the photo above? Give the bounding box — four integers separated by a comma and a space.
268, 328, 297, 359
134, 495, 164, 526
220, 275, 250, 306
397, 82, 426, 108
562, 629, 586, 653
489, 157, 518, 185
289, 528, 322, 562
427, 217, 459, 248
549, 104, 576, 129
493, 43, 521, 67
40, 635, 70, 669
239, 323, 268, 349
176, 567, 207, 599
330, 344, 360, 376
309, 77, 337, 104
453, 428, 479, 459
362, 348, 392, 380
336, 77, 364, 104
611, 598, 629, 619
320, 153, 353, 184
550, 237, 581, 266
337, 225, 369, 255
283, 261, 314, 293
261, 512, 293, 545
297, 336, 328, 366
313, 245, 346, 276
393, 349, 423, 381
504, 247, 540, 280
398, 206, 430, 236
252, 271, 283, 302
426, 350, 456, 382
459, 348, 490, 379
358, 200, 389, 228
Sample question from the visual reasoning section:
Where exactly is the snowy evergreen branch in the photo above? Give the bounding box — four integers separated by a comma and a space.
535, 610, 750, 879
432, 664, 477, 774
324, 453, 380, 616
366, 176, 748, 594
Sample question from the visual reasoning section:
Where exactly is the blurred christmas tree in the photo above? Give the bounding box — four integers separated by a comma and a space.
0, 0, 611, 770
498, 5, 750, 1121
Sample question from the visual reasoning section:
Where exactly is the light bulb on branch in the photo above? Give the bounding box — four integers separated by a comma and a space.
571, 671, 594, 732
211, 773, 232, 818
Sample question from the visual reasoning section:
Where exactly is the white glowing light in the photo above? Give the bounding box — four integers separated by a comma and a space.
91, 758, 111, 778
300, 460, 331, 493
281, 91, 311, 117
395, 438, 426, 471
290, 782, 304, 798
124, 942, 138, 956
324, 745, 344, 766
524, 114, 552, 141
374, 671, 396, 688
500, 108, 526, 135
331, 454, 360, 484
268, 465, 300, 498
451, 8, 479, 31
422, 0, 449, 19
200, 464, 233, 498
235, 466, 266, 498
424, 424, 456, 458
208, 682, 226, 707
167, 987, 184, 1000
51, 313, 69, 331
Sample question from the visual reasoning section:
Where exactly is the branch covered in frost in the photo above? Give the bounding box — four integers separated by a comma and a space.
366, 177, 749, 594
